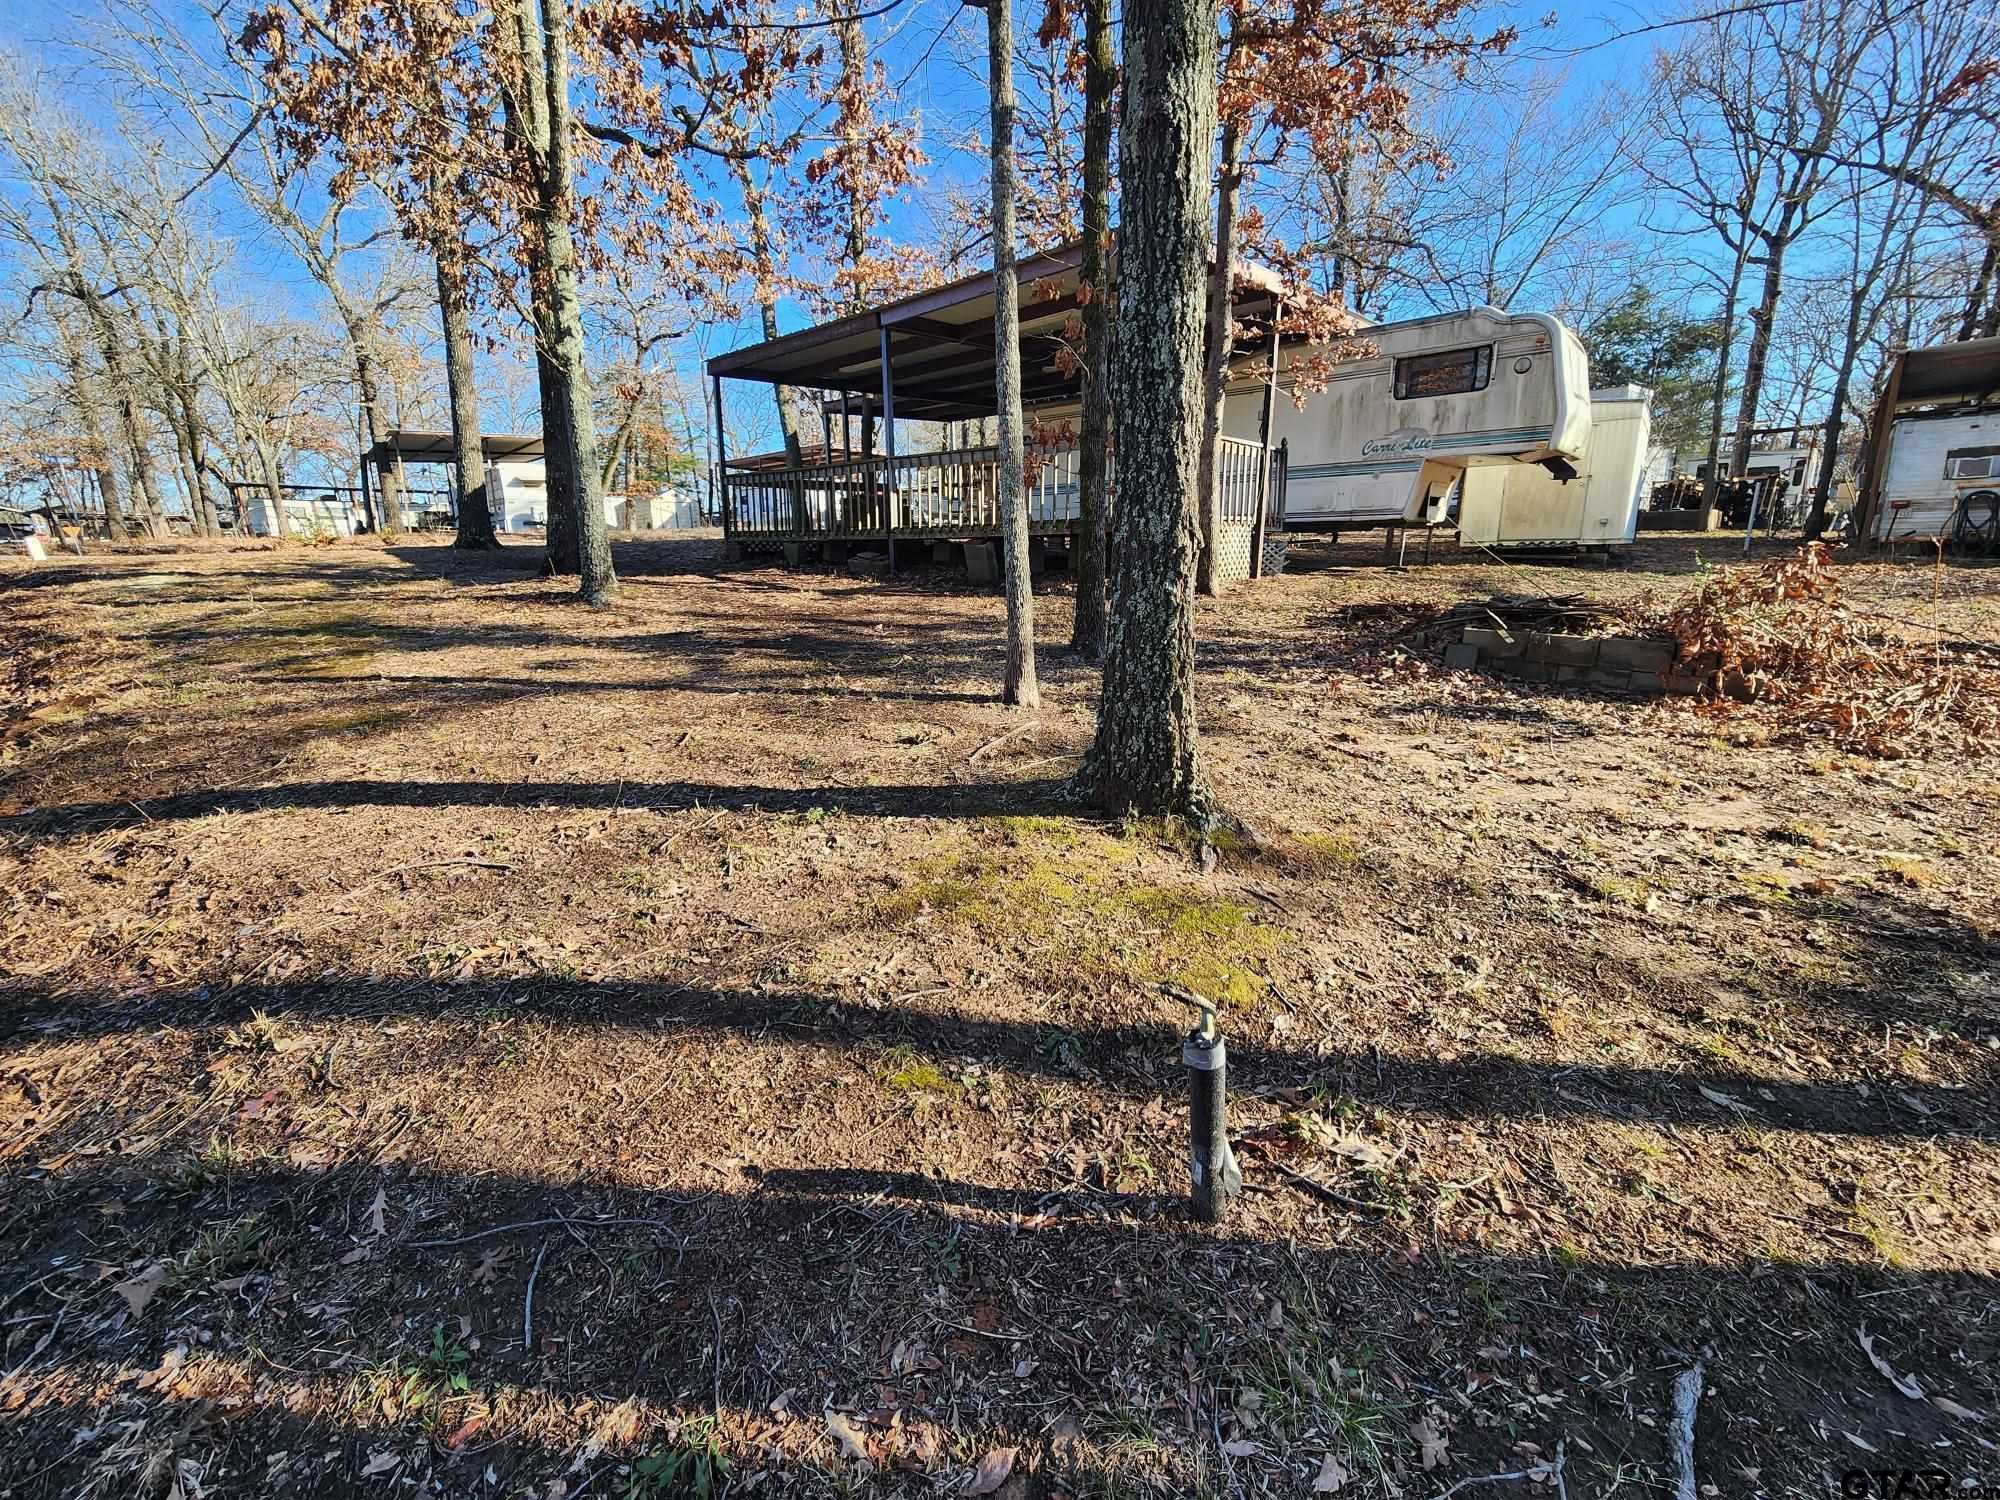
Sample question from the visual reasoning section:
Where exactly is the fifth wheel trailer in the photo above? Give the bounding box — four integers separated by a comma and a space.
1455, 385, 1654, 550
1221, 305, 1594, 537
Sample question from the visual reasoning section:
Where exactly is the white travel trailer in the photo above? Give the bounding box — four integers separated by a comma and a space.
1222, 305, 1593, 533
1457, 385, 1653, 550
1855, 336, 2000, 548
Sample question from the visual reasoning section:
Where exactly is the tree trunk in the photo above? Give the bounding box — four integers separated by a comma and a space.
1077, 0, 1216, 817
437, 253, 499, 549
59, 324, 129, 539
1068, 0, 1115, 661
86, 306, 166, 539
1959, 223, 1996, 342
537, 0, 614, 603
253, 438, 288, 537
1195, 117, 1242, 597
537, 341, 578, 569
505, 0, 576, 572
169, 417, 205, 537
350, 337, 400, 534
113, 391, 166, 538
1729, 229, 1792, 481
176, 383, 220, 536
837, 12, 871, 306
988, 0, 1040, 708
730, 153, 804, 464
1700, 237, 1749, 509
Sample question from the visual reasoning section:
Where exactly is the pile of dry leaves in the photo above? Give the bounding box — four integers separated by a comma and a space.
1662, 543, 2000, 756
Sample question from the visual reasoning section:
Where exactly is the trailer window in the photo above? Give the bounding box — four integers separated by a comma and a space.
1945, 447, 1999, 480
1393, 345, 1492, 400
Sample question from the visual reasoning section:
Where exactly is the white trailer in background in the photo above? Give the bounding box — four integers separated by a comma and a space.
483, 458, 551, 534
1868, 410, 2000, 543
1221, 305, 1594, 535
1457, 385, 1653, 550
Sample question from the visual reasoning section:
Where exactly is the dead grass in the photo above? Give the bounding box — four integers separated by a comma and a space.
0, 533, 1994, 1500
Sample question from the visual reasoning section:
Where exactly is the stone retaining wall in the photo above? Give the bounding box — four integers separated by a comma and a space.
1446, 626, 1701, 694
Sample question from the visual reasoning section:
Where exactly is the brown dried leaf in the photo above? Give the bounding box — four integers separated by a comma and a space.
826, 1410, 870, 1466
1411, 1418, 1448, 1470
1313, 1453, 1353, 1492
470, 1247, 505, 1287
964, 1446, 1017, 1494
113, 1262, 168, 1318
132, 1344, 187, 1391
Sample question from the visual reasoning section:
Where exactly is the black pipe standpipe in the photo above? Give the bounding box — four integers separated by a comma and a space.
1173, 987, 1241, 1223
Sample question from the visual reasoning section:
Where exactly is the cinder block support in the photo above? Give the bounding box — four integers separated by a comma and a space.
964, 541, 999, 584
1597, 637, 1675, 674
1443, 642, 1480, 672
848, 551, 891, 579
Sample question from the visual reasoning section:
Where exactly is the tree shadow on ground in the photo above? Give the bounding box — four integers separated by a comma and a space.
2, 1131, 1990, 1498
3, 972, 1989, 1144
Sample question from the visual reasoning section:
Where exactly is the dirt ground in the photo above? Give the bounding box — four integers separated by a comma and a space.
2, 529, 1996, 1500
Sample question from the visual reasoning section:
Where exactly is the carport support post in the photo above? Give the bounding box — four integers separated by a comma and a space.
840, 390, 853, 531
712, 374, 730, 546
879, 327, 898, 573
1251, 301, 1281, 580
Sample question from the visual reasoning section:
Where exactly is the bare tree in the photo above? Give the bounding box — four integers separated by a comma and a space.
986, 0, 1041, 708
1068, 0, 1115, 661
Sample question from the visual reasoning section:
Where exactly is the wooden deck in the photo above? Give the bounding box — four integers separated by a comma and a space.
722, 435, 1280, 547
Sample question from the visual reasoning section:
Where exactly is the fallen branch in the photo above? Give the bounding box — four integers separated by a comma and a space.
968, 719, 1039, 763
1260, 1159, 1387, 1214
1669, 1363, 1704, 1500
523, 1238, 549, 1353
408, 1214, 692, 1248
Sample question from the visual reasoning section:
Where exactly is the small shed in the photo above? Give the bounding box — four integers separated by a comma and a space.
1855, 337, 2000, 547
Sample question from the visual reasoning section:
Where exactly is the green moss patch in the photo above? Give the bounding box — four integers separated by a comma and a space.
877, 822, 1282, 1008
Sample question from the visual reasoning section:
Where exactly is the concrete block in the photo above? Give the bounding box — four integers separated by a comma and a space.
1597, 636, 1676, 674
1507, 660, 1555, 683
1532, 633, 1600, 668
1627, 670, 1666, 693
783, 541, 821, 568
1588, 667, 1633, 692
824, 541, 851, 566
1443, 642, 1480, 673
722, 539, 747, 563
847, 551, 890, 579
1463, 626, 1522, 659
1555, 664, 1591, 684
964, 541, 999, 584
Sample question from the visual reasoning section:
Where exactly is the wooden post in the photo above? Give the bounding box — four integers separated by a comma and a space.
879, 326, 898, 573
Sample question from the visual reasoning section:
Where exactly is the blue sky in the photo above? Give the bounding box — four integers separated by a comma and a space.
0, 0, 1683, 473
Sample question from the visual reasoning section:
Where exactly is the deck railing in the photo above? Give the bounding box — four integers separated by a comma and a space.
723, 433, 1277, 541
